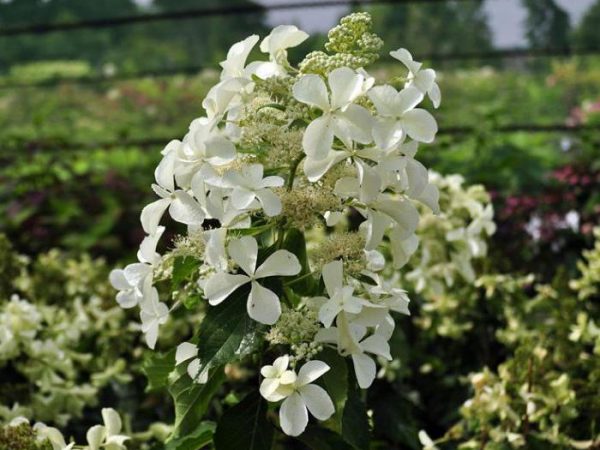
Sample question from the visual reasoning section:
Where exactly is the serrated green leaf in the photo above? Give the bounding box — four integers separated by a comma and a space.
165, 421, 215, 450
214, 392, 274, 450
142, 348, 176, 392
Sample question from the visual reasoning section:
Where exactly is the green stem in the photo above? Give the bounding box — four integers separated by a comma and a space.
283, 270, 317, 287
286, 153, 305, 192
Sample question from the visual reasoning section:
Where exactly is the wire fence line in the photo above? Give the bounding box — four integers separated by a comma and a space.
2, 45, 599, 91
2, 123, 597, 158
0, 0, 476, 37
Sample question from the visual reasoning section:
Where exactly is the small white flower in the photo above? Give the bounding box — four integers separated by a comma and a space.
140, 149, 205, 235
316, 260, 371, 328
391, 48, 441, 108
219, 34, 259, 80
204, 236, 301, 324
140, 287, 169, 349
86, 408, 129, 450
32, 422, 74, 450
217, 164, 284, 217
260, 358, 335, 437
418, 430, 439, 450
293, 67, 373, 160
259, 355, 297, 401
368, 85, 437, 147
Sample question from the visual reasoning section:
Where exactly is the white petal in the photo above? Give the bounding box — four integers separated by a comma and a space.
414, 68, 436, 94
228, 236, 258, 275
364, 210, 392, 250
205, 136, 237, 165
328, 67, 364, 110
116, 290, 138, 309
360, 334, 392, 360
143, 321, 159, 349
280, 393, 309, 437
416, 184, 440, 214
86, 425, 105, 450
169, 191, 205, 225
256, 189, 282, 217
204, 272, 250, 305
429, 82, 441, 108
297, 360, 330, 386
273, 355, 290, 373
220, 35, 259, 79
324, 211, 344, 227
204, 228, 228, 271
123, 263, 152, 288
390, 233, 419, 269
318, 300, 342, 328
231, 187, 257, 210
175, 342, 198, 365
405, 158, 429, 198
141, 198, 171, 235
138, 226, 165, 264
255, 250, 301, 278
390, 47, 422, 73
401, 109, 438, 143
101, 408, 122, 436
298, 384, 335, 421
396, 86, 424, 114
351, 353, 377, 389
303, 116, 334, 160
367, 85, 400, 117
292, 74, 330, 111
376, 199, 419, 239
372, 118, 404, 151
260, 378, 282, 400
247, 281, 281, 325
109, 269, 130, 291
154, 146, 177, 192
314, 327, 338, 344
261, 25, 308, 54
322, 260, 343, 299
303, 150, 348, 182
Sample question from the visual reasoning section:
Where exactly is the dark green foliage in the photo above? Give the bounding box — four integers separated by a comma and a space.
522, 0, 571, 50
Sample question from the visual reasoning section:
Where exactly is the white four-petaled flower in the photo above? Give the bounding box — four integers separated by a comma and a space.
204, 236, 301, 324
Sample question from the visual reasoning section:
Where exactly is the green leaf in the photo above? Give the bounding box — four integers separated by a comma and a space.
182, 292, 202, 310
342, 382, 370, 450
142, 348, 176, 392
167, 365, 226, 444
296, 426, 354, 450
282, 228, 317, 296
195, 286, 262, 375
213, 392, 274, 450
165, 421, 215, 450
318, 348, 348, 430
172, 256, 200, 289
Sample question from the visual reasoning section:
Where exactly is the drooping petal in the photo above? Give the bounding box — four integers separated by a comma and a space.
298, 384, 335, 420
154, 146, 177, 192
413, 68, 436, 94
204, 228, 228, 271
137, 226, 165, 265
297, 360, 330, 386
228, 236, 258, 275
204, 272, 250, 305
363, 210, 392, 251
280, 393, 309, 437
302, 116, 334, 160
141, 198, 171, 235
256, 189, 282, 217
405, 158, 429, 198
254, 250, 301, 279
376, 198, 419, 240
247, 281, 281, 325
304, 150, 348, 182
351, 353, 377, 389
416, 183, 440, 214
390, 233, 419, 269
169, 191, 205, 226
401, 109, 438, 143
292, 74, 330, 111
429, 82, 441, 108
328, 67, 364, 110
321, 260, 343, 299
175, 342, 198, 365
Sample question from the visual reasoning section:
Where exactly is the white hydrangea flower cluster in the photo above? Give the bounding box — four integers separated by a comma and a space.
8, 408, 129, 450
111, 14, 441, 437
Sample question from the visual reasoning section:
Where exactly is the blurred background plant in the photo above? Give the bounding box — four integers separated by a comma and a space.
0, 0, 599, 449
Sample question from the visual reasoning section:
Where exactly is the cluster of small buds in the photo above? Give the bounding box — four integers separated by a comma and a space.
278, 185, 342, 230
299, 13, 382, 74
290, 341, 324, 365
312, 232, 367, 275
265, 308, 321, 347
